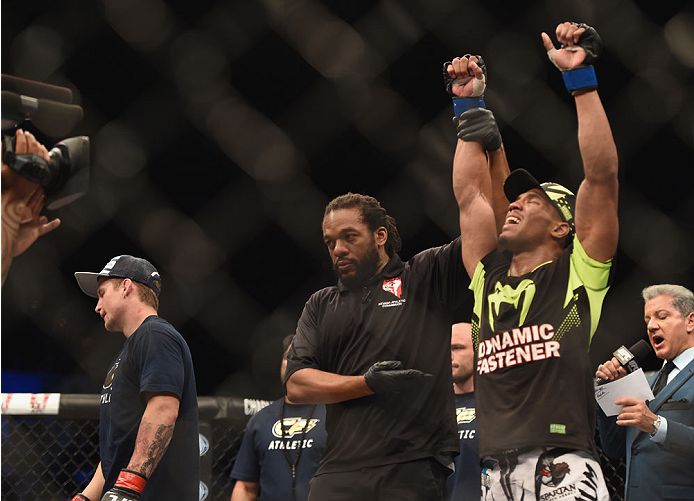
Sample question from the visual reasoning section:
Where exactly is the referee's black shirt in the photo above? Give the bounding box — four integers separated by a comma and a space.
286, 237, 469, 475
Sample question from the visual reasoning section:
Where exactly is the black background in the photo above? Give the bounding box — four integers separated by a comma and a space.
2, 0, 693, 399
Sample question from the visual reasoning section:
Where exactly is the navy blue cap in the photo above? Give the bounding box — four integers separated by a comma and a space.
74, 255, 161, 298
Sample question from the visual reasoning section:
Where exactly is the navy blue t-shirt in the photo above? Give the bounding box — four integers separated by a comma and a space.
231, 399, 326, 501
99, 315, 200, 500
447, 392, 481, 501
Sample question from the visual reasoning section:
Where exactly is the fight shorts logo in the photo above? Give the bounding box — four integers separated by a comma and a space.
456, 406, 476, 424
272, 417, 320, 438
382, 277, 402, 298
536, 456, 570, 488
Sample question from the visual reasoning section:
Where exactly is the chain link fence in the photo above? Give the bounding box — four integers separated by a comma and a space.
2, 417, 100, 500
1, 393, 628, 501
1, 394, 268, 501
600, 454, 627, 501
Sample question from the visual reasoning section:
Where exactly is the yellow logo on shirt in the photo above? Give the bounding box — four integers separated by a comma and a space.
103, 360, 119, 389
456, 407, 476, 424
272, 417, 320, 438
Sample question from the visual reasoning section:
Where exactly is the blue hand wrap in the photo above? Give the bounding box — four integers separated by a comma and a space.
562, 66, 598, 94
453, 97, 486, 117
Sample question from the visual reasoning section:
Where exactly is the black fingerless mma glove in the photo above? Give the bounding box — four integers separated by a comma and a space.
456, 108, 502, 151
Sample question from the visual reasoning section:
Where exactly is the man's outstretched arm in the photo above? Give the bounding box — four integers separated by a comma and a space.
542, 22, 619, 262
487, 144, 511, 235
573, 89, 619, 262
452, 93, 510, 235
446, 55, 500, 278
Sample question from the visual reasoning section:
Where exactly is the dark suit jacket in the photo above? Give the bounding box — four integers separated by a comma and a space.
597, 358, 694, 501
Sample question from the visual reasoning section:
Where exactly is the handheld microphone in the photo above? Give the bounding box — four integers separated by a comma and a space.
596, 339, 652, 385
1, 90, 83, 137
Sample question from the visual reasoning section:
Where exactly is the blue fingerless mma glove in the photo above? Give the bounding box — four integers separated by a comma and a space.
547, 23, 602, 95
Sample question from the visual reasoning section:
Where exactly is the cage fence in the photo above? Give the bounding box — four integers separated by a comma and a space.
1, 393, 627, 501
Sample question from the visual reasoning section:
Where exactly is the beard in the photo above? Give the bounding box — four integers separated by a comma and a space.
334, 241, 381, 290
103, 315, 120, 333
452, 364, 473, 385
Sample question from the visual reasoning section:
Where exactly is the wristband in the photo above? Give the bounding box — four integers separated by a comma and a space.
561, 66, 597, 95
114, 469, 148, 494
453, 97, 486, 117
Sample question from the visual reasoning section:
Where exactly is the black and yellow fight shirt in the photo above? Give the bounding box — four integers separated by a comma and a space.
469, 236, 612, 458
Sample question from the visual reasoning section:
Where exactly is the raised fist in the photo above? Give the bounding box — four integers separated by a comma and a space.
542, 22, 602, 71
443, 54, 487, 98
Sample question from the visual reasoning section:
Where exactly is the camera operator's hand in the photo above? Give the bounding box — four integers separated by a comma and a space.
2, 129, 61, 286
2, 129, 50, 200
11, 185, 61, 256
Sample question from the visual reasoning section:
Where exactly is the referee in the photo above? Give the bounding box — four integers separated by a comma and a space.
285, 193, 469, 500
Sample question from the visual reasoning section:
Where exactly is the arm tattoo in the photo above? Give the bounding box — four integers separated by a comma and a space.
131, 420, 175, 478
140, 423, 175, 476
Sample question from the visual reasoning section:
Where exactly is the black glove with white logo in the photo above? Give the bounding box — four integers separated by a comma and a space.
364, 360, 432, 393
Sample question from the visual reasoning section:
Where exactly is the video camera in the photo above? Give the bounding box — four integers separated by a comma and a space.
1, 74, 90, 210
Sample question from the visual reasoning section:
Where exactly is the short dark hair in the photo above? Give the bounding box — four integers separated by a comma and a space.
324, 193, 402, 257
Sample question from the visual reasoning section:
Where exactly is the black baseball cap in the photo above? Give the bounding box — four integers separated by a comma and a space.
503, 169, 576, 233
74, 255, 161, 298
